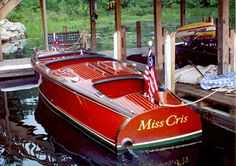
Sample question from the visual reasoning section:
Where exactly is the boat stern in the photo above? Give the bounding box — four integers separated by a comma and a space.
116, 106, 202, 152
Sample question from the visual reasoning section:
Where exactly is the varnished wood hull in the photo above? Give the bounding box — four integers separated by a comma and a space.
32, 50, 202, 152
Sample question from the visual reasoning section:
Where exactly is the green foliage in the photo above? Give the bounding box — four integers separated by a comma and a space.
187, 0, 217, 8
125, 6, 152, 16
5, 0, 234, 53
162, 0, 180, 8
123, 0, 153, 8
200, 0, 217, 7
9, 0, 219, 16
229, 0, 235, 29
46, 0, 89, 17
14, 0, 39, 11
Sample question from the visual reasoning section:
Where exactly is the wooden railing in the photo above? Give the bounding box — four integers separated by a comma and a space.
48, 31, 81, 48
48, 28, 87, 50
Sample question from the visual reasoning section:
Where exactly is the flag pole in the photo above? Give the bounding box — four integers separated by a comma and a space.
144, 41, 158, 103
148, 41, 155, 103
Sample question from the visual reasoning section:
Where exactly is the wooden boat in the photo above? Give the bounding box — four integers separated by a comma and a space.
175, 38, 217, 68
127, 22, 217, 68
175, 22, 217, 68
31, 49, 202, 152
176, 22, 216, 41
35, 97, 202, 165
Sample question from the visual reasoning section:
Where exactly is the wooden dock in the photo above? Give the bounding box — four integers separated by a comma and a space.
175, 83, 235, 133
0, 58, 35, 78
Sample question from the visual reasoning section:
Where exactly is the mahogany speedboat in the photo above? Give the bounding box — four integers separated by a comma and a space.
31, 49, 202, 152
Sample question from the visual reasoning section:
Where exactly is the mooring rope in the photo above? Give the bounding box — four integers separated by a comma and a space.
160, 86, 231, 107
52, 31, 84, 52
66, 32, 84, 49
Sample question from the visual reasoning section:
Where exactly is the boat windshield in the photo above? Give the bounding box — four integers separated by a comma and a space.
93, 76, 144, 98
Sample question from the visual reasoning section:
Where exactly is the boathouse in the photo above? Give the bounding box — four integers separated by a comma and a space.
0, 0, 235, 132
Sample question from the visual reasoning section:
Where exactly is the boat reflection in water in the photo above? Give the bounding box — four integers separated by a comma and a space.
0, 87, 81, 165
35, 96, 202, 165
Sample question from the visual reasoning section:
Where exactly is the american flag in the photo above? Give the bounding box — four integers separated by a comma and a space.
144, 47, 158, 99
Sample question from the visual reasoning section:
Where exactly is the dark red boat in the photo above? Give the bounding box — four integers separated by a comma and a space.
31, 49, 202, 152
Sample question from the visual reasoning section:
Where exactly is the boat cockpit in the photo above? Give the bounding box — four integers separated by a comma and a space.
93, 76, 144, 98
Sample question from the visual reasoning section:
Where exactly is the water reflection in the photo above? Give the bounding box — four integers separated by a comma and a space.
36, 97, 205, 165
0, 86, 235, 165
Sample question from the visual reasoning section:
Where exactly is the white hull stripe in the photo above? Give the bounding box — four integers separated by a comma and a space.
117, 130, 202, 149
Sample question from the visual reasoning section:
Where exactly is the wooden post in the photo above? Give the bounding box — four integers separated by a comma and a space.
89, 0, 96, 52
208, 17, 214, 23
203, 17, 214, 23
217, 0, 229, 74
153, 0, 163, 69
115, 0, 122, 60
229, 29, 236, 71
40, 0, 49, 50
0, 28, 3, 61
180, 0, 186, 26
82, 28, 87, 49
164, 32, 176, 91
136, 21, 142, 47
162, 28, 167, 56
202, 17, 207, 22
170, 33, 176, 91
114, 32, 118, 59
121, 26, 126, 60
63, 26, 67, 33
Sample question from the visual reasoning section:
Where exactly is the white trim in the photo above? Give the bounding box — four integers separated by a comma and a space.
117, 130, 202, 148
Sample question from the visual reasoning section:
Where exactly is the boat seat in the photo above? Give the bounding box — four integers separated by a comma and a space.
93, 76, 144, 98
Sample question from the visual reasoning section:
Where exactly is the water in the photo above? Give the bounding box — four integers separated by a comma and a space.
0, 84, 235, 166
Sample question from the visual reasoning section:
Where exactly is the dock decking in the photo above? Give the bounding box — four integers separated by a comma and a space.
0, 58, 35, 78
175, 83, 235, 133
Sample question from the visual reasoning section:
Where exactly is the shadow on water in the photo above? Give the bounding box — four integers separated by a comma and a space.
0, 86, 235, 165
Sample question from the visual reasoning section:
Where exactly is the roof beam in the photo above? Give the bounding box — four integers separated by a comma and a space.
0, 0, 22, 19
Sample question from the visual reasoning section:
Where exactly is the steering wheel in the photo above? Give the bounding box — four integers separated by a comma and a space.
77, 48, 90, 55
